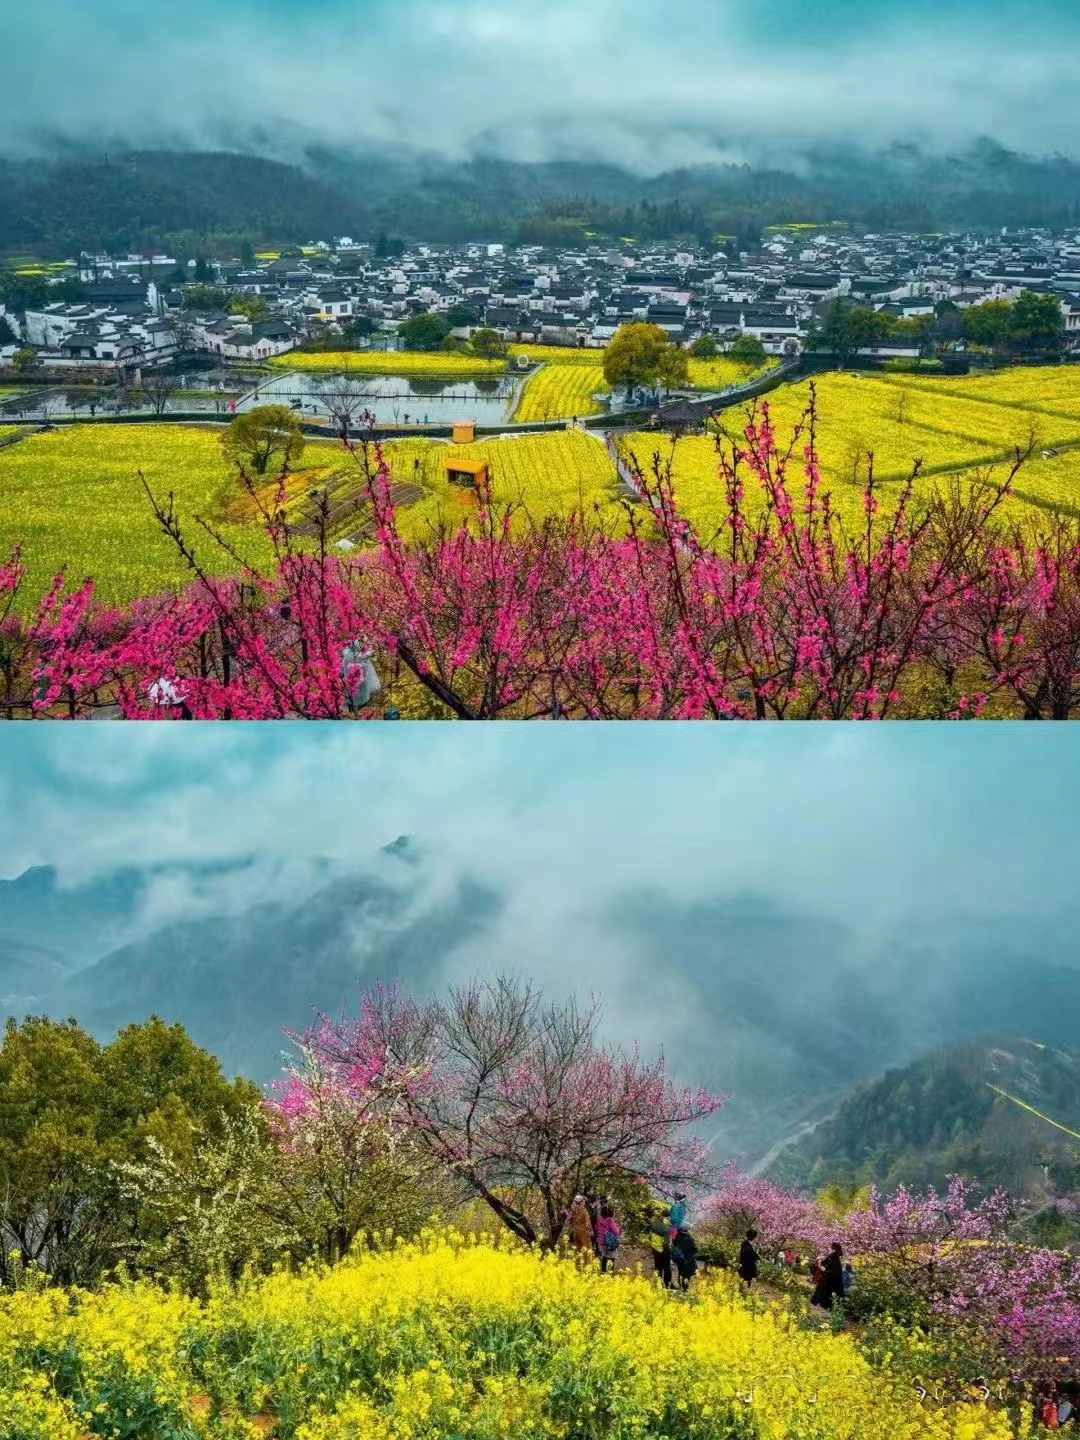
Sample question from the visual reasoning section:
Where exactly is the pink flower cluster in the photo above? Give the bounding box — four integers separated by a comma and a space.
3, 392, 1079, 720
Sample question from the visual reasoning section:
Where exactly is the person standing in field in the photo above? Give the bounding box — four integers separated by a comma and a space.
648, 1208, 674, 1289
672, 1228, 699, 1291
669, 1192, 688, 1235
568, 1196, 593, 1257
584, 1191, 601, 1254
595, 1203, 621, 1273
812, 1243, 846, 1310
738, 1229, 760, 1288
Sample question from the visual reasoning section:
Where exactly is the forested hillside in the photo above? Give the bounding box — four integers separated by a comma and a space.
0, 151, 367, 256
6, 139, 1080, 257
771, 1038, 1080, 1207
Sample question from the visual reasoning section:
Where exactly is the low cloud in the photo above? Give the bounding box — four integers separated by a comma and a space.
3, 0, 1079, 168
2, 725, 1078, 938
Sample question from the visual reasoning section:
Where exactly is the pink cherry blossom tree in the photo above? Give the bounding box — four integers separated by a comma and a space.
266, 1031, 442, 1262
696, 1162, 832, 1254
299, 978, 726, 1249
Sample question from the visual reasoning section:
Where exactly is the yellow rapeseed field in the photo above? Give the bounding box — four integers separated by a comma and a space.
269, 351, 507, 376
877, 365, 1080, 424
0, 424, 281, 607
513, 366, 608, 422
7, 367, 1080, 610
508, 345, 605, 367
385, 431, 622, 540
687, 356, 773, 390
0, 1233, 1027, 1440
620, 368, 1080, 538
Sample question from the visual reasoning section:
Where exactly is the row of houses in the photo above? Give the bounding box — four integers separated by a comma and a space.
6, 223, 1080, 374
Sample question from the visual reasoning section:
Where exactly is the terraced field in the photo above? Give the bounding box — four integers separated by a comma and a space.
622, 368, 1080, 536
7, 366, 1080, 609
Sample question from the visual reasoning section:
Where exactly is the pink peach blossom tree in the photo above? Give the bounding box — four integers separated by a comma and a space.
297, 978, 726, 1249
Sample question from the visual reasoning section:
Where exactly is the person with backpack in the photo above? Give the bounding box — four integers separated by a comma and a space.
595, 1203, 621, 1274
648, 1207, 674, 1289
672, 1228, 699, 1291
738, 1229, 760, 1288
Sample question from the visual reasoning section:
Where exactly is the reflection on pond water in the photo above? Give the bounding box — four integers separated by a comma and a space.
242, 372, 524, 427
0, 370, 525, 427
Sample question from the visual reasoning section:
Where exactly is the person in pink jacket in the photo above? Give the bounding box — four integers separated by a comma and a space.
595, 1203, 622, 1273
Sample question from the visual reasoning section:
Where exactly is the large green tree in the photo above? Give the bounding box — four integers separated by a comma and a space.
181, 284, 229, 312
470, 327, 508, 359
399, 313, 452, 351
228, 295, 269, 322
1009, 290, 1067, 355
808, 300, 884, 369
728, 333, 768, 371
962, 299, 1013, 350
603, 323, 686, 395
220, 405, 307, 476
0, 1016, 256, 1287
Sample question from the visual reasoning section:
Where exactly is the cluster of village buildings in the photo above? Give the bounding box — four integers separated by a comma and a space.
4, 225, 1080, 376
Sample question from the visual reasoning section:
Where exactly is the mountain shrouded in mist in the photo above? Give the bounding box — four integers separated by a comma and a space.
5, 850, 1080, 1170
6, 142, 1080, 257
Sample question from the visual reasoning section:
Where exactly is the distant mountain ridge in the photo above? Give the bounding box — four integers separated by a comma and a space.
5, 138, 1080, 256
6, 851, 1080, 1171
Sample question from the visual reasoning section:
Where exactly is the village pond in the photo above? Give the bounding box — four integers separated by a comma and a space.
0, 371, 254, 421
0, 369, 525, 427
238, 371, 527, 427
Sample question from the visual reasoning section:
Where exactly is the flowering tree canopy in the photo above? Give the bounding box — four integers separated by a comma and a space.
697, 1162, 832, 1253
301, 978, 726, 1248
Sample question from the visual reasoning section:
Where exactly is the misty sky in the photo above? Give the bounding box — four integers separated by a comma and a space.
2, 725, 1079, 933
5, 1, 1079, 167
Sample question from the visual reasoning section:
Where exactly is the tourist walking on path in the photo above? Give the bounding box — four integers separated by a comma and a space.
738, 1229, 760, 1288
672, 1228, 699, 1291
811, 1243, 846, 1310
648, 1208, 674, 1289
669, 1192, 688, 1235
568, 1196, 593, 1257
595, 1204, 621, 1274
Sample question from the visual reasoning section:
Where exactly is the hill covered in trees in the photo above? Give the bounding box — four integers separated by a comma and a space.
6, 138, 1080, 256
771, 1038, 1080, 1211
0, 151, 368, 257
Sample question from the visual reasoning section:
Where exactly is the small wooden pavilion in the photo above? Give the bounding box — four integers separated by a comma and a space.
446, 457, 490, 497
658, 398, 712, 436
